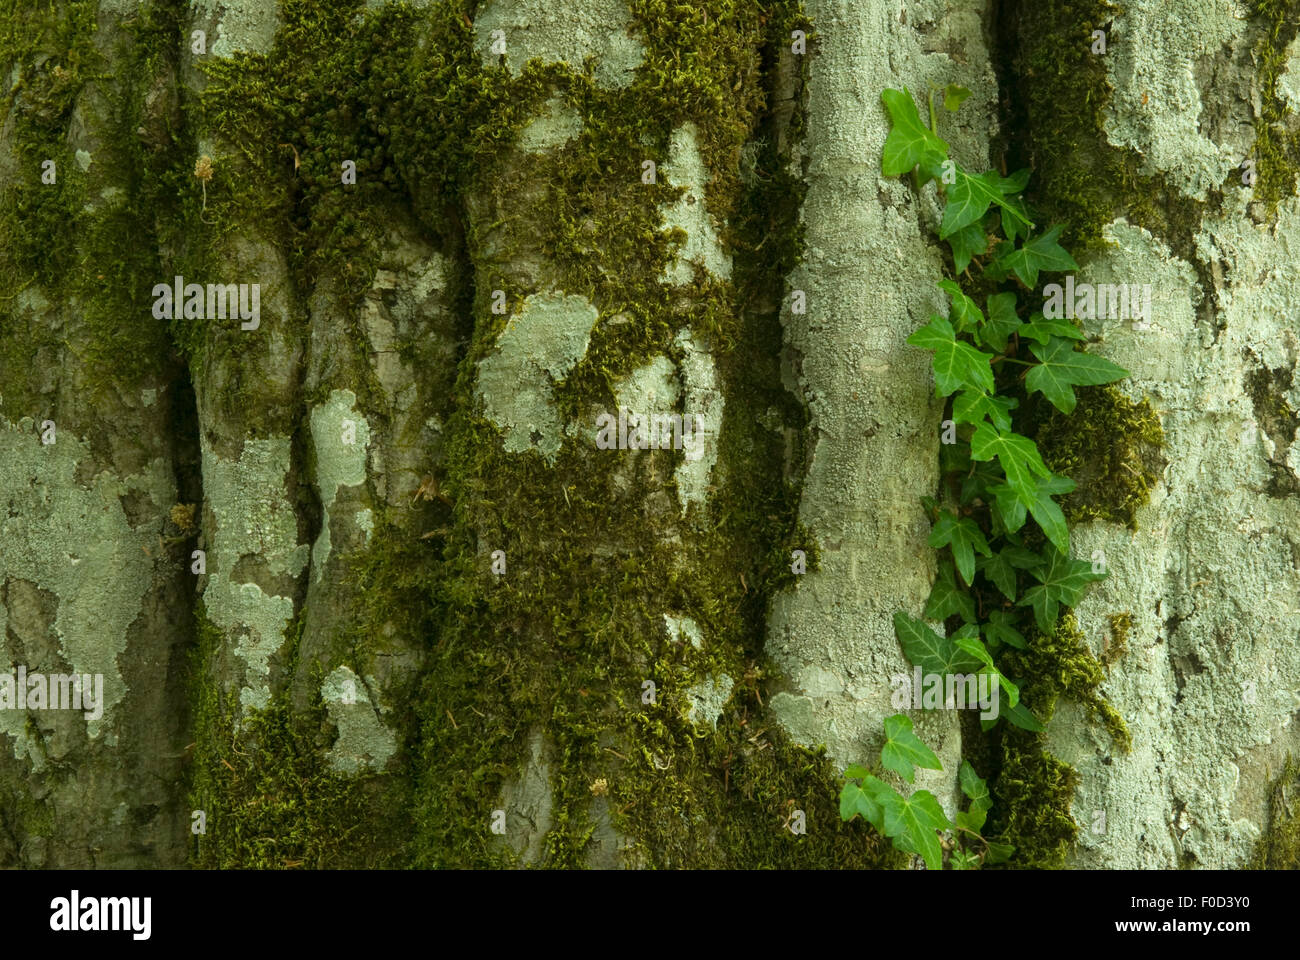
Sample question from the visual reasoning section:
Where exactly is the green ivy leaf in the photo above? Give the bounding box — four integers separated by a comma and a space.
880, 713, 944, 783
1017, 547, 1108, 632
907, 315, 996, 396
943, 83, 972, 112
956, 760, 993, 833
989, 224, 1078, 287
928, 510, 992, 584
984, 609, 1028, 649
953, 388, 1017, 433
893, 610, 982, 675
969, 423, 1051, 508
880, 788, 951, 870
843, 764, 871, 780
1026, 337, 1130, 414
940, 168, 1006, 238
937, 279, 984, 333
983, 696, 1044, 733
981, 291, 1022, 352
953, 635, 1019, 708
840, 779, 884, 829
1019, 312, 1086, 345
924, 559, 978, 623
947, 221, 987, 273
1026, 474, 1076, 554
976, 550, 1019, 600
984, 840, 1016, 864
881, 87, 948, 179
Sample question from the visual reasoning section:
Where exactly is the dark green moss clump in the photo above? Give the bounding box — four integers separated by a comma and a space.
1251, 755, 1300, 868
188, 607, 409, 869
987, 730, 1079, 869
1247, 0, 1300, 215
1036, 384, 1165, 529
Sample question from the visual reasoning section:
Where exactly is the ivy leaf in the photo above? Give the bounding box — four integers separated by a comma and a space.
893, 610, 982, 675
1019, 312, 1085, 345
881, 87, 948, 179
928, 510, 993, 585
1000, 168, 1031, 194
984, 609, 1028, 650
924, 559, 978, 623
989, 480, 1028, 534
943, 83, 972, 112
984, 840, 1016, 864
956, 760, 993, 833
937, 279, 984, 333
948, 221, 987, 273
1000, 193, 1033, 244
1017, 547, 1108, 632
1026, 337, 1130, 414
969, 423, 1051, 507
989, 224, 1078, 287
983, 696, 1044, 733
960, 459, 1005, 506
880, 713, 944, 783
953, 635, 1020, 708
907, 315, 996, 396
981, 291, 1022, 353
953, 389, 1017, 433
1026, 474, 1076, 554
976, 550, 1019, 600
941, 168, 1006, 238
843, 764, 871, 780
880, 788, 951, 870
840, 779, 884, 829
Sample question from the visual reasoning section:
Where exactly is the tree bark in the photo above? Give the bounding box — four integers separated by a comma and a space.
1, 0, 1297, 869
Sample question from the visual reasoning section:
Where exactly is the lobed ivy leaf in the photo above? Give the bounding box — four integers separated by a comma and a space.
881, 787, 951, 871
976, 550, 1019, 600
928, 509, 993, 585
948, 221, 987, 273
953, 389, 1017, 433
907, 314, 996, 396
956, 760, 993, 833
893, 610, 982, 675
969, 423, 1051, 508
840, 778, 883, 830
983, 695, 1045, 733
989, 224, 1078, 287
1026, 337, 1130, 414
941, 168, 1006, 238
881, 87, 949, 179
984, 609, 1028, 650
924, 558, 978, 623
937, 279, 984, 333
843, 764, 871, 780
1017, 547, 1108, 632
953, 635, 1020, 708
960, 459, 1005, 506
881, 713, 944, 783
1019, 312, 1086, 345
1026, 474, 1076, 554
943, 83, 972, 112
985, 840, 1016, 864
981, 291, 1022, 353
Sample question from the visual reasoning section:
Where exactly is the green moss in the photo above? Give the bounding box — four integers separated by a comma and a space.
188, 605, 410, 868
1036, 384, 1165, 529
0, 0, 190, 406
1102, 611, 1131, 667
1250, 755, 1300, 868
986, 730, 1079, 869
1247, 0, 1300, 215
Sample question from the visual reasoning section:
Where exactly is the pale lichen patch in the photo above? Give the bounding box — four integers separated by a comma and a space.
473, 0, 644, 89
309, 389, 371, 580
475, 291, 599, 463
659, 123, 732, 286
320, 665, 397, 775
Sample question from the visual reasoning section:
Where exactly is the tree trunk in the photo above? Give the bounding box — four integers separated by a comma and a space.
1, 0, 1297, 869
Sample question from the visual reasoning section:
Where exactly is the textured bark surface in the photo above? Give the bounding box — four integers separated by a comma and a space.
0, 0, 1298, 869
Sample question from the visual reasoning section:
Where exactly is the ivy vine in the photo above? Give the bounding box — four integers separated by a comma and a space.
838, 86, 1129, 869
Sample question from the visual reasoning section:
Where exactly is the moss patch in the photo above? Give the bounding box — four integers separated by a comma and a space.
1250, 755, 1300, 868
1246, 0, 1300, 215
1036, 384, 1165, 529
1245, 359, 1300, 498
